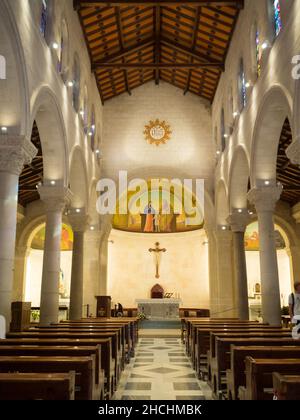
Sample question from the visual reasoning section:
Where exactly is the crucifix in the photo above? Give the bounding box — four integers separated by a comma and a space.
149, 242, 167, 279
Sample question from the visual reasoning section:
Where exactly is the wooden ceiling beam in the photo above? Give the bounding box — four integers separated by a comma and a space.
92, 37, 154, 68
161, 37, 224, 68
185, 6, 201, 95
75, 1, 244, 8
155, 5, 161, 85
115, 7, 132, 95
94, 62, 223, 69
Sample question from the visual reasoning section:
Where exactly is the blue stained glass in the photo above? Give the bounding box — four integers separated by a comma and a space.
40, 0, 48, 38
273, 0, 282, 37
239, 60, 247, 110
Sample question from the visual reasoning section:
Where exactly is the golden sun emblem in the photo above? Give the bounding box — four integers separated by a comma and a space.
144, 119, 172, 146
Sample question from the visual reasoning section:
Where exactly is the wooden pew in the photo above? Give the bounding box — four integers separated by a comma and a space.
209, 337, 300, 397
0, 345, 104, 400
6, 330, 121, 389
273, 373, 300, 400
195, 326, 285, 376
227, 346, 300, 400
210, 332, 294, 398
242, 357, 300, 400
0, 372, 75, 400
0, 356, 96, 400
0, 337, 114, 399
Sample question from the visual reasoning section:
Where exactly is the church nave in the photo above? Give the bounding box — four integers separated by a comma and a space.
113, 337, 213, 401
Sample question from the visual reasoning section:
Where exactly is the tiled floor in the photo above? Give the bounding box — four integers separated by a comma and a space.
113, 338, 213, 400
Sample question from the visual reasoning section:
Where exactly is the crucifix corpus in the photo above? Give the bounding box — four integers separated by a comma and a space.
149, 242, 167, 279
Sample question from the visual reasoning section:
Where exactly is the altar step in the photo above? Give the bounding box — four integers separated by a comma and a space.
139, 320, 181, 329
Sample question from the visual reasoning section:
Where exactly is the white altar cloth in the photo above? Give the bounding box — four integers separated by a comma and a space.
136, 298, 181, 320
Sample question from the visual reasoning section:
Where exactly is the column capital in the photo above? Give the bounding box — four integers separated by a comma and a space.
227, 212, 251, 233
38, 185, 72, 212
286, 140, 300, 166
248, 184, 283, 213
0, 135, 37, 175
68, 212, 89, 233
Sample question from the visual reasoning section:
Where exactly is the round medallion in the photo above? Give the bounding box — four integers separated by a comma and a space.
144, 119, 172, 146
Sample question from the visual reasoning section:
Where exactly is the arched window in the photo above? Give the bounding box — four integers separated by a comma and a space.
221, 108, 226, 152
255, 27, 262, 78
58, 19, 69, 80
40, 0, 48, 38
89, 107, 96, 151
272, 0, 282, 37
238, 58, 247, 111
72, 55, 81, 113
80, 86, 89, 133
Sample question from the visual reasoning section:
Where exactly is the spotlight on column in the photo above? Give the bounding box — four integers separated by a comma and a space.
245, 81, 251, 89
50, 180, 56, 186
264, 180, 270, 186
233, 111, 239, 118
67, 81, 74, 87
237, 209, 243, 214
52, 42, 59, 50
1, 126, 8, 133
221, 226, 227, 231
76, 209, 81, 213
90, 226, 95, 231
262, 41, 269, 50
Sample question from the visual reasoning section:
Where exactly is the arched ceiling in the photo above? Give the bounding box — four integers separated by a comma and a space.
75, 0, 244, 103
18, 121, 43, 206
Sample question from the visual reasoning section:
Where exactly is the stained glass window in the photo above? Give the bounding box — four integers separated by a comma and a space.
72, 56, 81, 113
221, 108, 226, 152
90, 108, 96, 151
255, 29, 262, 77
273, 0, 282, 37
40, 0, 48, 38
239, 59, 247, 111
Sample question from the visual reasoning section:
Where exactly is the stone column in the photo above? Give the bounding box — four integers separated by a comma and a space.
38, 185, 71, 325
13, 246, 31, 302
214, 229, 236, 318
248, 184, 283, 325
227, 212, 251, 320
0, 136, 37, 327
68, 212, 88, 320
83, 228, 102, 318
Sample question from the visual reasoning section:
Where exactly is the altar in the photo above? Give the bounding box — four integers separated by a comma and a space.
136, 299, 181, 320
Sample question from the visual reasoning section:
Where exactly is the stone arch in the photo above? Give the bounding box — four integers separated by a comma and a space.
229, 146, 250, 211
250, 84, 293, 186
0, 0, 29, 135
69, 146, 89, 209
88, 179, 99, 227
216, 179, 229, 226
30, 85, 69, 187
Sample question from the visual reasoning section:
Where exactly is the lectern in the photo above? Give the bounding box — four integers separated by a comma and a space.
95, 296, 111, 318
10, 302, 31, 332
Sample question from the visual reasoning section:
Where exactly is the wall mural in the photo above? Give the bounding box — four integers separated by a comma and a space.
31, 223, 74, 251
113, 183, 204, 233
245, 222, 286, 251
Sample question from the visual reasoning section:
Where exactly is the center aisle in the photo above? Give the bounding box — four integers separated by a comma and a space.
113, 337, 213, 400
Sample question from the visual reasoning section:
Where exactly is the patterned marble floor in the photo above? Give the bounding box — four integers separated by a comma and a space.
113, 337, 213, 400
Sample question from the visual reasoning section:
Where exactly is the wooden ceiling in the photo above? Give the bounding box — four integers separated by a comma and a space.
18, 121, 43, 207
75, 0, 244, 103
277, 118, 300, 206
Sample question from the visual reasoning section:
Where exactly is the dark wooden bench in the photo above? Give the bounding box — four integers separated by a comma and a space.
241, 357, 300, 400
0, 355, 96, 400
0, 372, 75, 400
273, 372, 300, 400
226, 346, 300, 400
210, 333, 295, 398
6, 330, 120, 390
195, 326, 285, 376
0, 345, 104, 399
0, 337, 113, 398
